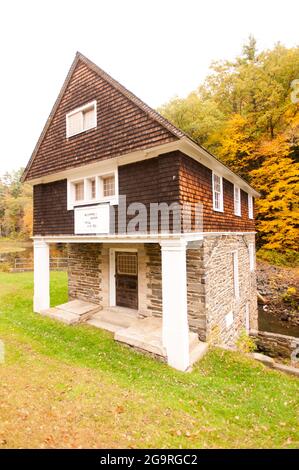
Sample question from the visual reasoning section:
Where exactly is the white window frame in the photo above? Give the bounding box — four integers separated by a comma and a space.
67, 167, 118, 210
234, 185, 241, 217
245, 302, 250, 334
98, 173, 116, 201
109, 248, 138, 307
73, 179, 84, 202
249, 242, 255, 272
232, 250, 240, 300
66, 100, 97, 138
248, 194, 253, 219
212, 172, 224, 212
225, 311, 234, 329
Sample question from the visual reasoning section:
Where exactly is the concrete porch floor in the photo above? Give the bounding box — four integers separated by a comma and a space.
40, 301, 208, 367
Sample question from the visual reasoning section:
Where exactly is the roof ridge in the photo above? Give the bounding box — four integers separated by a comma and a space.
76, 52, 185, 139
22, 52, 184, 182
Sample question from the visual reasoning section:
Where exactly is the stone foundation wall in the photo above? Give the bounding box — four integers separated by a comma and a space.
144, 244, 162, 317
67, 236, 258, 350
68, 243, 102, 305
186, 243, 207, 340
251, 329, 299, 359
68, 242, 158, 316
203, 234, 258, 347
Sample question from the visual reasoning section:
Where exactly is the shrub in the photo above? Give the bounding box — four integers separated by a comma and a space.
236, 330, 256, 354
0, 262, 11, 273
257, 249, 299, 267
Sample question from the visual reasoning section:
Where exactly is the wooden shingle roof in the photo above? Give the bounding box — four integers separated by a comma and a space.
22, 52, 184, 182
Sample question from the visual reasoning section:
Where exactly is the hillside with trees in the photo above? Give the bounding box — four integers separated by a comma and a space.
158, 38, 299, 256
1, 39, 298, 259
0, 168, 32, 239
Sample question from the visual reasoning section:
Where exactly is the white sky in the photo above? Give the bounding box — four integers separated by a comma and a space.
0, 0, 298, 176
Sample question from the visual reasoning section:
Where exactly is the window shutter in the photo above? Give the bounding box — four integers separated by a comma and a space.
68, 111, 82, 137
83, 107, 96, 130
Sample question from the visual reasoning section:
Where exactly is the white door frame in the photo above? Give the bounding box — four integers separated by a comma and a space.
109, 247, 138, 307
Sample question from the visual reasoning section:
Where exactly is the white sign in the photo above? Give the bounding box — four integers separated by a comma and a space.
74, 204, 110, 234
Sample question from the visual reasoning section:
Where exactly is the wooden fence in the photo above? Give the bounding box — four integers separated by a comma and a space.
11, 257, 68, 272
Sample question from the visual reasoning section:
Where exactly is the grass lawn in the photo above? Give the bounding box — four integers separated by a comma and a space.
0, 272, 298, 449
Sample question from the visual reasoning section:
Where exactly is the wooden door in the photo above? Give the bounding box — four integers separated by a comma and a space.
115, 252, 138, 309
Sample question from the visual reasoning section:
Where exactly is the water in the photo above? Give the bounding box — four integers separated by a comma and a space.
258, 305, 299, 338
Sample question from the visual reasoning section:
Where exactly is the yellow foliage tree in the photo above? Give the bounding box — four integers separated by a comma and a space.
251, 136, 299, 250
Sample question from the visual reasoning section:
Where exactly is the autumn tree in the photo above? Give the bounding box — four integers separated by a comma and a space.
159, 38, 299, 253
0, 169, 33, 239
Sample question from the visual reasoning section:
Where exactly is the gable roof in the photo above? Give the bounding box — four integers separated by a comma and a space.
22, 52, 184, 182
22, 52, 259, 197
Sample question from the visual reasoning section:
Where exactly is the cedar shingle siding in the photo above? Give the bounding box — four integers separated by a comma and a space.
25, 59, 178, 181
28, 53, 256, 236
33, 180, 73, 235
33, 152, 254, 235
179, 154, 255, 232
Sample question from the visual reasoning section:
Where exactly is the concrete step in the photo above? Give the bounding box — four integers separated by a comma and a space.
86, 317, 124, 333
115, 316, 166, 357
97, 310, 137, 328
58, 299, 101, 322
104, 306, 139, 315
40, 300, 101, 325
189, 341, 208, 366
189, 331, 200, 349
40, 308, 79, 325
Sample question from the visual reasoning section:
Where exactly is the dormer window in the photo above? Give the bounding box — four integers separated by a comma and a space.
66, 101, 97, 137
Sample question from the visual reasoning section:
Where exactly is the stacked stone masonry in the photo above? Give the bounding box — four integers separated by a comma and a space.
68, 243, 102, 305
67, 235, 257, 348
251, 330, 299, 359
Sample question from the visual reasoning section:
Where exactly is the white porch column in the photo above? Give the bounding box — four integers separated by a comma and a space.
160, 239, 190, 371
33, 239, 50, 313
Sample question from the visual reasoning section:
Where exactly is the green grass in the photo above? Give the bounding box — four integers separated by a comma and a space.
0, 272, 298, 448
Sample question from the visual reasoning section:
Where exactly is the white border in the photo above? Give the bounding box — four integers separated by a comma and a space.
234, 185, 241, 217
248, 194, 254, 219
249, 242, 255, 271
232, 250, 240, 300
212, 171, 224, 212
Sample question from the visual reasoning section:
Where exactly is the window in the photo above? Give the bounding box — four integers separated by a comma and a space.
245, 302, 250, 334
234, 185, 241, 216
67, 168, 118, 210
249, 243, 255, 272
212, 172, 223, 212
91, 178, 96, 199
74, 181, 84, 201
103, 175, 115, 197
66, 101, 97, 137
248, 194, 253, 219
225, 311, 234, 329
232, 251, 239, 299
86, 178, 96, 200
116, 253, 138, 276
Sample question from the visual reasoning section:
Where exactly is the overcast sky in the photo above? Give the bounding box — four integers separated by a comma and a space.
0, 0, 298, 176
